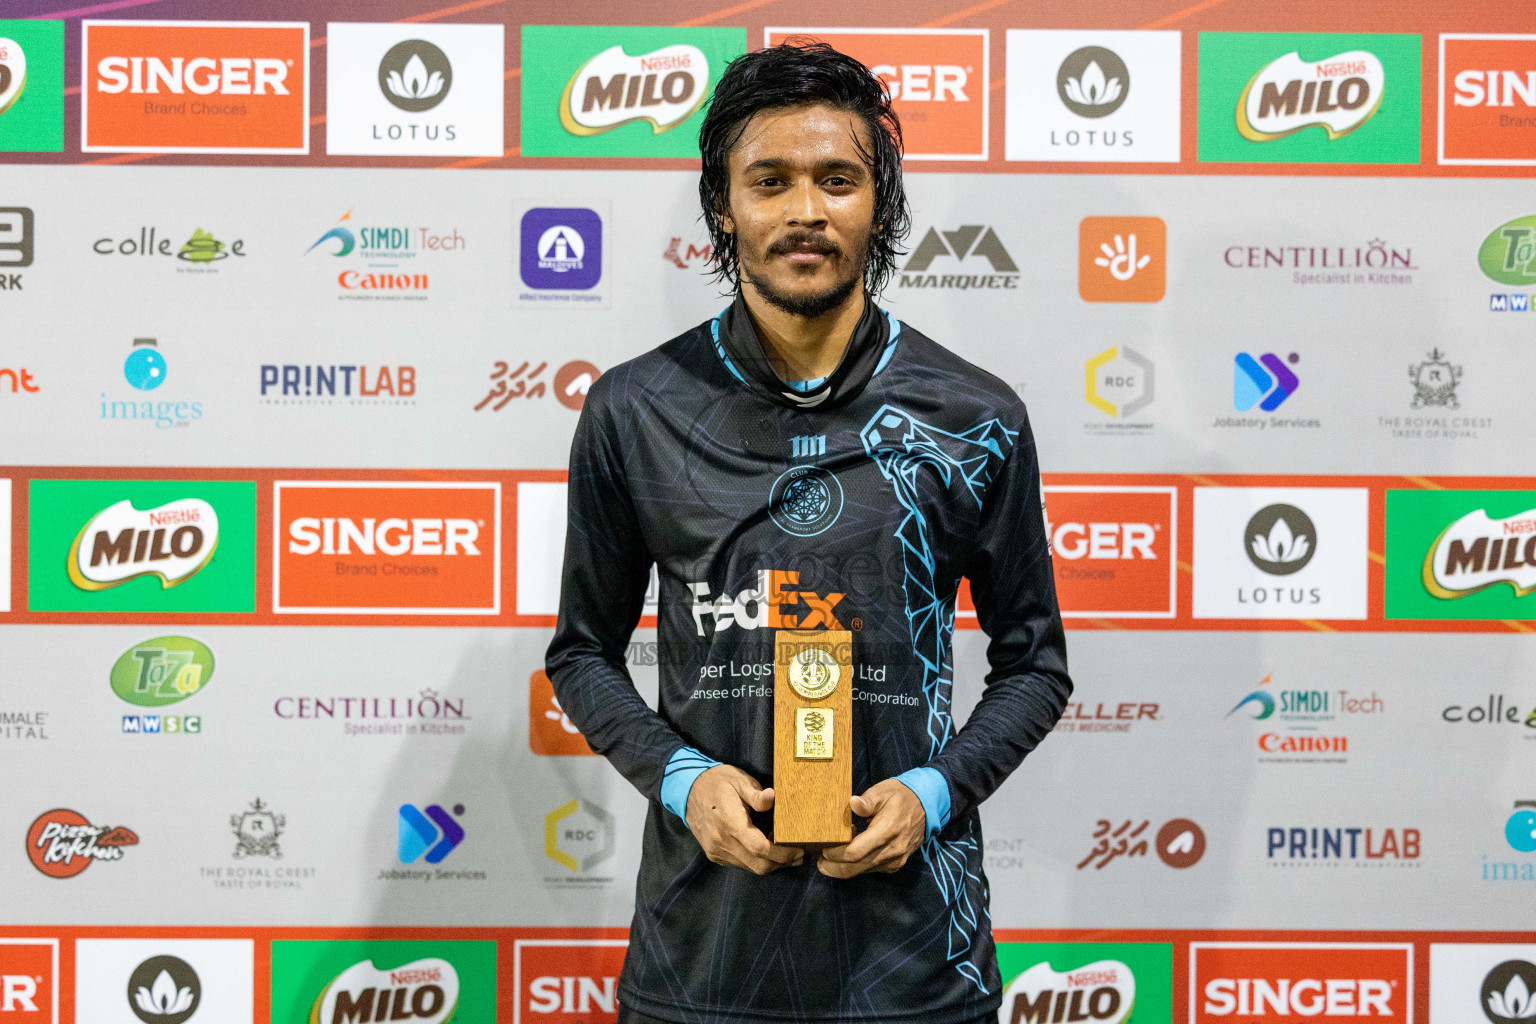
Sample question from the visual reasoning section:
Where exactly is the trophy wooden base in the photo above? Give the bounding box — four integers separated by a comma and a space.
772, 628, 853, 848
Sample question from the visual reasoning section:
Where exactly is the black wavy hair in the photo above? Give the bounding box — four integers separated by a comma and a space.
697, 41, 911, 297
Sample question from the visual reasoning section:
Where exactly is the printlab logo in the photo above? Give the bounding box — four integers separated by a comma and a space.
1265, 825, 1420, 866
0, 206, 33, 292
111, 635, 214, 737
380, 39, 450, 111
27, 808, 138, 878
1076, 817, 1205, 869
1079, 216, 1165, 301
1480, 215, 1536, 312
898, 223, 1019, 290
231, 798, 283, 859
126, 956, 199, 1024
517, 205, 607, 306
1233, 353, 1299, 412
1440, 34, 1536, 166
474, 358, 599, 412
1084, 346, 1154, 431
260, 363, 416, 406
545, 799, 615, 881
0, 22, 64, 153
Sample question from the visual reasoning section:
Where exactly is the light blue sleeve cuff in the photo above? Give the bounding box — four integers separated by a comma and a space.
895, 766, 951, 838
661, 746, 721, 829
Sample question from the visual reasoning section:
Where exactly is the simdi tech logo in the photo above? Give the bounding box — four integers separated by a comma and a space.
996, 941, 1173, 1024
1197, 33, 1420, 164
520, 25, 746, 157
269, 940, 496, 1024
1386, 488, 1536, 619
1042, 486, 1176, 618
1440, 35, 1536, 166
765, 28, 987, 160
81, 21, 309, 154
27, 479, 256, 613
1190, 943, 1411, 1022
0, 21, 64, 153
273, 480, 501, 615
0, 938, 57, 1024
73, 938, 254, 1024
514, 939, 626, 1023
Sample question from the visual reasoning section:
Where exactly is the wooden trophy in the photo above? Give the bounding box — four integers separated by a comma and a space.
772, 628, 853, 847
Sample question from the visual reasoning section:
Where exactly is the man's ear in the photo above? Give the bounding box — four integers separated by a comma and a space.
720, 209, 736, 235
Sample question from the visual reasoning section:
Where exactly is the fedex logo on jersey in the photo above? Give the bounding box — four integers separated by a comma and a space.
689, 569, 844, 636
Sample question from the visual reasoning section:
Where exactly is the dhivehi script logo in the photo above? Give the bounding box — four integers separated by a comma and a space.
1002, 958, 1136, 1024
67, 498, 219, 591
559, 44, 709, 135
310, 958, 458, 1024
1237, 50, 1385, 141
1423, 507, 1536, 600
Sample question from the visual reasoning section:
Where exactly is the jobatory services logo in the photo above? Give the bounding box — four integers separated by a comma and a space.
545, 798, 615, 883
1191, 944, 1411, 1021
515, 203, 609, 307
515, 939, 627, 1023
1480, 214, 1536, 312
269, 941, 495, 1024
1225, 672, 1383, 763
0, 206, 32, 293
1083, 345, 1154, 434
81, 20, 309, 153
898, 223, 1019, 290
101, 338, 204, 430
1430, 944, 1536, 1024
520, 26, 745, 157
397, 802, 465, 865
74, 940, 253, 1024
0, 23, 64, 153
1005, 30, 1181, 162
304, 209, 466, 301
1079, 216, 1165, 301
27, 808, 139, 878
1232, 351, 1300, 412
27, 479, 256, 613
260, 363, 416, 406
1042, 486, 1176, 618
474, 359, 599, 412
529, 668, 596, 756
324, 23, 504, 157
1440, 35, 1536, 165
1193, 487, 1369, 620
995, 942, 1173, 1024
1386, 489, 1536, 619
765, 28, 987, 160
0, 939, 56, 1024
1076, 817, 1206, 870
1198, 32, 1420, 163
273, 481, 500, 615
111, 635, 214, 737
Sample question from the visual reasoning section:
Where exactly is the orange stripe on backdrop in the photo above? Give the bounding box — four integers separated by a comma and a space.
442, 147, 520, 169
1139, 0, 1244, 30
677, 0, 781, 27
1403, 475, 1446, 490
400, 0, 513, 23
923, 0, 1014, 29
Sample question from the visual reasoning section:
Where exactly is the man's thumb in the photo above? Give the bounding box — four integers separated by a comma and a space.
732, 772, 770, 811
851, 791, 878, 818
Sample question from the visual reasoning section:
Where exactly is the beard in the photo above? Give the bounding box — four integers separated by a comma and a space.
739, 228, 869, 318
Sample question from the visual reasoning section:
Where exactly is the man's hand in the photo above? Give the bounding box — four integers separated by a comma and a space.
686, 764, 805, 875
816, 778, 927, 879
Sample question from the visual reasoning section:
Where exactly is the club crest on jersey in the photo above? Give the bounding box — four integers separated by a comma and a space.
768, 465, 843, 537
689, 569, 845, 636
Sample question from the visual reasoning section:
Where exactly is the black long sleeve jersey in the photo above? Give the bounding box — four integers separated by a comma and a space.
545, 293, 1072, 1024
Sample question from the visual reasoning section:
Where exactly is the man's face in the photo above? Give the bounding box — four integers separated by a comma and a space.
722, 102, 877, 318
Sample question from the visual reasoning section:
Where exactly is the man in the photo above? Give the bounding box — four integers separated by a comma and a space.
545, 42, 1071, 1024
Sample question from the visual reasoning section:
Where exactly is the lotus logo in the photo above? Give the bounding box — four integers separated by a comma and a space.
1057, 46, 1129, 118
128, 955, 200, 1024
379, 40, 452, 112
1237, 50, 1385, 142
1483, 960, 1536, 1024
1423, 508, 1536, 600
67, 498, 219, 591
1244, 504, 1316, 575
560, 44, 709, 136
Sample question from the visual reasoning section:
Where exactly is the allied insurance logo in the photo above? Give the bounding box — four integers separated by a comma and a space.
273, 481, 501, 615
1440, 35, 1536, 165
1197, 33, 1420, 164
1386, 489, 1536, 620
1043, 486, 1176, 618
1190, 943, 1411, 1023
520, 26, 745, 157
81, 21, 309, 154
765, 28, 987, 160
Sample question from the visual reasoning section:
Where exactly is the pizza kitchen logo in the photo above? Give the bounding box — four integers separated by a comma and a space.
68, 498, 218, 591
27, 808, 139, 878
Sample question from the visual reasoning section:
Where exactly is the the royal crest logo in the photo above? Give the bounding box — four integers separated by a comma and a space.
1423, 506, 1536, 599
27, 808, 138, 878
1237, 50, 1385, 141
310, 958, 459, 1024
231, 798, 284, 859
1409, 348, 1462, 409
559, 44, 709, 136
67, 498, 218, 591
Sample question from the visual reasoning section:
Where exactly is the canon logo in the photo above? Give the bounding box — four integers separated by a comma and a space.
1203, 977, 1393, 1017
1453, 70, 1536, 107
0, 975, 37, 1012
287, 517, 480, 557
95, 55, 290, 95
527, 974, 617, 1014
1048, 521, 1156, 560
870, 64, 968, 101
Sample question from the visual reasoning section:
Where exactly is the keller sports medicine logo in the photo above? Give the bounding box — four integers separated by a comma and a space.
689, 569, 845, 636
1386, 489, 1536, 619
1198, 33, 1420, 164
1005, 30, 1182, 162
899, 224, 1019, 290
82, 20, 309, 154
270, 941, 494, 1024
995, 942, 1173, 1024
27, 808, 139, 878
0, 938, 56, 1022
1043, 486, 1176, 618
1440, 35, 1536, 165
766, 28, 987, 160
521, 26, 746, 157
1430, 944, 1536, 1024
0, 22, 65, 153
1191, 944, 1410, 1021
273, 481, 500, 615
516, 939, 626, 1022
324, 23, 504, 157
1079, 217, 1165, 301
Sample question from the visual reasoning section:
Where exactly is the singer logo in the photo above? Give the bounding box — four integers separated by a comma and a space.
688, 569, 845, 636
0, 939, 55, 1022
274, 481, 500, 615
1044, 486, 1176, 618
67, 498, 218, 591
514, 939, 626, 1024
1191, 943, 1411, 1022
81, 20, 309, 153
1440, 35, 1536, 165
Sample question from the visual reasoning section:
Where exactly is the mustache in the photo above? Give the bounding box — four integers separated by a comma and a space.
766, 231, 842, 258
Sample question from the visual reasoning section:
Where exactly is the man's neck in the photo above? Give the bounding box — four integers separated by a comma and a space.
739, 281, 865, 383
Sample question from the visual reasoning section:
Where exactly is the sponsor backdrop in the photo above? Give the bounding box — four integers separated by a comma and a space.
1, 0, 1533, 1021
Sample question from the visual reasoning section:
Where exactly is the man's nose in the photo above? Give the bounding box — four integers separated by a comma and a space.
783, 179, 829, 229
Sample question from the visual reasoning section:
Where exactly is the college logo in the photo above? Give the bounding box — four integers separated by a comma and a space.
28, 480, 256, 613
81, 20, 309, 153
520, 26, 745, 157
92, 226, 247, 268
273, 481, 500, 615
996, 942, 1173, 1024
1043, 486, 1176, 617
1006, 30, 1181, 162
0, 22, 64, 153
899, 223, 1019, 290
0, 207, 32, 293
27, 808, 138, 878
529, 669, 595, 756
1386, 490, 1536, 619
0, 939, 55, 1022
231, 798, 283, 859
766, 28, 987, 160
1079, 217, 1165, 301
270, 942, 495, 1024
1431, 944, 1536, 1024
1191, 944, 1410, 1021
1440, 35, 1536, 165
689, 569, 845, 636
324, 23, 504, 157
1442, 695, 1536, 730
1077, 817, 1205, 870
1198, 33, 1420, 163
1084, 346, 1154, 420
515, 939, 626, 1023
1234, 353, 1299, 412
545, 799, 614, 874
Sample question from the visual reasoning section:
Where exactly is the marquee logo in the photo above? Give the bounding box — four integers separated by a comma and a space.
27, 808, 138, 878
313, 958, 459, 1024
899, 223, 1019, 290
688, 568, 845, 636
561, 43, 709, 136
81, 20, 309, 154
1440, 35, 1536, 165
68, 498, 218, 591
1192, 944, 1411, 1022
0, 939, 56, 1023
516, 939, 626, 1023
274, 481, 500, 615
0, 22, 64, 153
1238, 50, 1385, 141
1043, 486, 1176, 618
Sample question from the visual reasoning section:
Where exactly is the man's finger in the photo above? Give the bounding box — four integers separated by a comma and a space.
737, 826, 801, 864
819, 825, 889, 864
730, 773, 774, 814
729, 831, 797, 874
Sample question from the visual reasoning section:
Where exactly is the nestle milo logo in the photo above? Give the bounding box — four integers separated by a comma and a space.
560, 44, 708, 136
67, 497, 218, 591
1423, 506, 1536, 600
